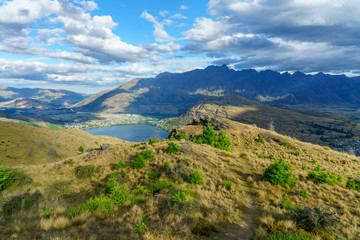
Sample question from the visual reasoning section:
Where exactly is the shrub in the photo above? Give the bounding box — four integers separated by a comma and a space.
259, 154, 264, 159
188, 171, 204, 185
221, 181, 234, 190
196, 123, 232, 152
78, 145, 84, 152
109, 186, 130, 205
74, 165, 101, 179
281, 142, 292, 148
133, 184, 151, 195
294, 151, 300, 156
263, 158, 296, 186
149, 137, 161, 145
314, 165, 321, 172
66, 205, 84, 218
346, 178, 360, 191
281, 193, 299, 210
147, 172, 161, 180
148, 178, 174, 193
174, 132, 189, 140
171, 191, 189, 205
114, 160, 126, 170
292, 207, 338, 232
163, 161, 170, 170
264, 232, 316, 240
0, 163, 13, 191
268, 154, 276, 160
131, 150, 155, 169
166, 142, 181, 154
134, 214, 149, 234
257, 136, 265, 144
308, 171, 342, 186
302, 165, 308, 170
299, 190, 308, 199
312, 159, 317, 164
214, 131, 232, 152
192, 222, 220, 237
41, 207, 54, 219
181, 158, 189, 164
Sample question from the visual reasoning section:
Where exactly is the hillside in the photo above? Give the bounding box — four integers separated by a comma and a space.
0, 86, 88, 108
0, 121, 121, 166
76, 65, 360, 116
159, 95, 360, 154
0, 98, 52, 109
1, 119, 360, 239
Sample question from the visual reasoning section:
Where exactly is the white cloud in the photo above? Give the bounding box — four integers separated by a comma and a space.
180, 5, 189, 10
170, 13, 187, 19
159, 10, 169, 17
182, 17, 227, 41
141, 10, 175, 42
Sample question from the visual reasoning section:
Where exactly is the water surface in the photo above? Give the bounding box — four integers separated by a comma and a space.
84, 124, 168, 142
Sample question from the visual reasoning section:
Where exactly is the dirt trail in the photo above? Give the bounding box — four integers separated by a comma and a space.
216, 154, 258, 240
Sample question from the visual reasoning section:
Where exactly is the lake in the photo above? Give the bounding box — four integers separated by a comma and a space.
84, 124, 169, 142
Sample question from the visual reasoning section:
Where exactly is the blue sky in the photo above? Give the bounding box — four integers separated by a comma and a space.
0, 0, 360, 93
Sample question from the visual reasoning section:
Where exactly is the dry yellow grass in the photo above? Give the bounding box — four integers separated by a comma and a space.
1, 119, 360, 239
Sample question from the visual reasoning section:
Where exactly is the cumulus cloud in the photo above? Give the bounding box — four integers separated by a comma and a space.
141, 10, 175, 42
0, 0, 151, 64
170, 13, 187, 19
180, 0, 360, 73
180, 5, 188, 10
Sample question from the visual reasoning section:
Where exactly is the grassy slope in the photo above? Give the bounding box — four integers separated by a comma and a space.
1, 120, 360, 239
160, 95, 360, 146
0, 121, 121, 166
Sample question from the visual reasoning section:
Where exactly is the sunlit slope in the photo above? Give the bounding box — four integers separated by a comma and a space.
0, 121, 121, 166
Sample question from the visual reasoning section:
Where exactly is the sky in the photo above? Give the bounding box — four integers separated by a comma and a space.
0, 0, 360, 94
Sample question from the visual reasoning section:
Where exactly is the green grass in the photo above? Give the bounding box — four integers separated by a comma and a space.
114, 160, 126, 170
131, 150, 155, 169
308, 170, 342, 186
261, 232, 315, 240
221, 181, 234, 190
147, 172, 161, 180
163, 161, 170, 170
281, 142, 292, 148
41, 207, 54, 219
346, 178, 360, 191
188, 171, 205, 185
257, 136, 265, 144
166, 142, 181, 154
0, 163, 13, 191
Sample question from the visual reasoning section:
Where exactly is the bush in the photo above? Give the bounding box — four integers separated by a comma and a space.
148, 178, 174, 193
74, 165, 101, 179
134, 214, 149, 234
109, 186, 130, 205
292, 207, 338, 232
259, 154, 264, 159
268, 154, 276, 160
171, 191, 189, 205
78, 145, 84, 152
114, 160, 126, 170
264, 232, 316, 240
263, 158, 296, 186
281, 142, 292, 148
257, 136, 265, 144
163, 161, 170, 170
221, 181, 234, 190
188, 171, 204, 185
302, 165, 308, 170
133, 184, 151, 195
41, 207, 54, 219
346, 178, 360, 191
147, 172, 161, 180
0, 163, 13, 191
196, 123, 232, 152
66, 205, 84, 218
299, 190, 308, 199
314, 165, 321, 172
166, 142, 181, 154
294, 151, 300, 156
281, 193, 299, 210
131, 150, 155, 169
308, 171, 342, 186
149, 137, 161, 145
174, 132, 189, 140
103, 173, 120, 194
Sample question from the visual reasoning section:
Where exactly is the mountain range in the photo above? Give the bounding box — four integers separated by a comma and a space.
76, 65, 360, 116
0, 86, 88, 108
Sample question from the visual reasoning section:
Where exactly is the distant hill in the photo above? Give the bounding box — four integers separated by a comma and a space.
76, 65, 360, 116
163, 95, 360, 151
0, 86, 88, 108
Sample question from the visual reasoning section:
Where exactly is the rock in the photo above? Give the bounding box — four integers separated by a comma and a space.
189, 115, 229, 130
